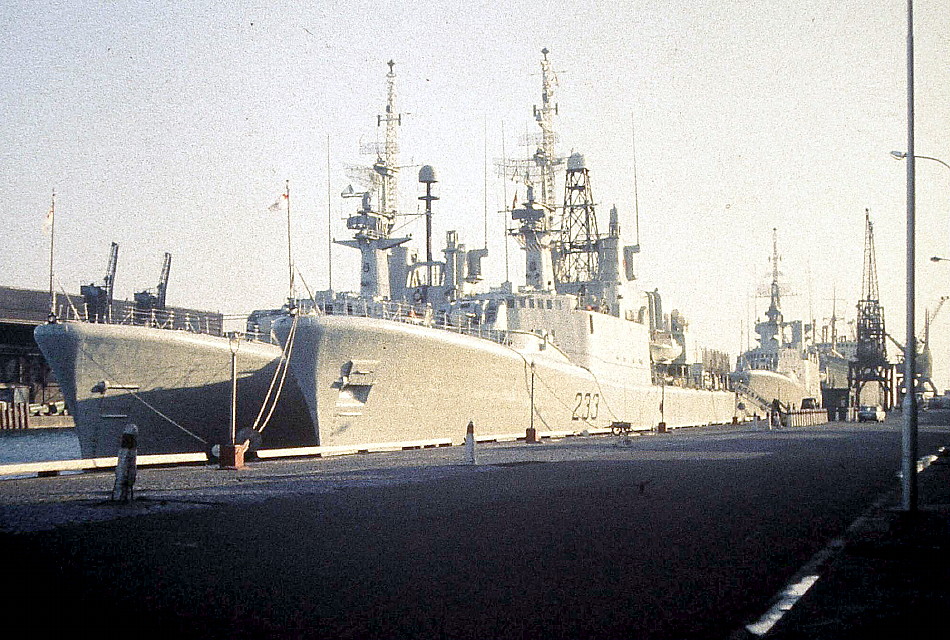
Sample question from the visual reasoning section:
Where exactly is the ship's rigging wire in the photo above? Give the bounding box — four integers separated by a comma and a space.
55, 281, 83, 320
72, 341, 208, 445
511, 348, 617, 430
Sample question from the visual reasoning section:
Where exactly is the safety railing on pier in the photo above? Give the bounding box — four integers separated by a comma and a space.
782, 408, 828, 428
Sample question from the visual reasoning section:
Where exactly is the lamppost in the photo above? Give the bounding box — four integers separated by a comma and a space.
221, 334, 244, 469
891, 151, 950, 173
891, 152, 950, 484
898, 0, 917, 512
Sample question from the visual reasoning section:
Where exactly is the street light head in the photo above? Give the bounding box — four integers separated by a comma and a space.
931, 256, 947, 263
890, 150, 908, 160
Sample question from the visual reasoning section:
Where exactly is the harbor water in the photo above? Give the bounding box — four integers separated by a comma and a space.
0, 429, 81, 464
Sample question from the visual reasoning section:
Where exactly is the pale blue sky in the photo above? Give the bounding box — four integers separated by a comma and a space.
1, 0, 948, 356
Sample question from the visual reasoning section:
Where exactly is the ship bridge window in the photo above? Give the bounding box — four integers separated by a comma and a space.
529, 299, 535, 309
519, 298, 527, 308
546, 300, 553, 310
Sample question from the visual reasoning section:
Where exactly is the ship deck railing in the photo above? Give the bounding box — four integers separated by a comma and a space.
55, 302, 282, 346
320, 297, 512, 347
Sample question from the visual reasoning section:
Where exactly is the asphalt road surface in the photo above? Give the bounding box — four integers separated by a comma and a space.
3, 419, 948, 639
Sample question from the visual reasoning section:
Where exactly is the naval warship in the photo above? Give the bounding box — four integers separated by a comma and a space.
731, 230, 822, 414
272, 50, 744, 448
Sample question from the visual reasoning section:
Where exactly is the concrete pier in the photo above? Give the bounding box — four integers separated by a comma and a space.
1, 420, 948, 638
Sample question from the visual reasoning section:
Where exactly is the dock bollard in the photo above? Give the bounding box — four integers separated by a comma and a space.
219, 442, 246, 470
465, 420, 477, 464
112, 424, 138, 504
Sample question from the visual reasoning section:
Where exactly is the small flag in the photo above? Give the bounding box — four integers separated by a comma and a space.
268, 192, 288, 213
43, 203, 54, 235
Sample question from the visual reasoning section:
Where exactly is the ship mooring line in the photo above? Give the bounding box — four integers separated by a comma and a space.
250, 316, 293, 431
578, 363, 622, 423
253, 314, 299, 435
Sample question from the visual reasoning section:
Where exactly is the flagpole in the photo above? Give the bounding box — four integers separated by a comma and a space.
48, 190, 57, 320
327, 134, 333, 292
285, 179, 294, 309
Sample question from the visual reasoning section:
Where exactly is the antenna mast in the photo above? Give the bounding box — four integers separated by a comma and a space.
376, 60, 401, 217
535, 48, 559, 210
47, 190, 56, 319
631, 114, 641, 246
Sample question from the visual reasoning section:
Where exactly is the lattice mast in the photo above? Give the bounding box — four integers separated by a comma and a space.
766, 228, 783, 325
555, 153, 600, 283
535, 48, 559, 210
495, 49, 564, 209
376, 60, 401, 217
337, 60, 409, 299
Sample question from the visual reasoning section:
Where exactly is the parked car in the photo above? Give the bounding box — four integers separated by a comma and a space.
857, 405, 886, 422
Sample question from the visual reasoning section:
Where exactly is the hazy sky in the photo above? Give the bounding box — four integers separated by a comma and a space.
2, 0, 949, 356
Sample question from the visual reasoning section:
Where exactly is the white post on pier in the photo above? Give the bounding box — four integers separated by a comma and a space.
112, 424, 138, 503
465, 420, 477, 465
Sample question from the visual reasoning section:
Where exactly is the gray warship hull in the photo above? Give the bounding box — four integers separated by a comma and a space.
279, 314, 741, 447
34, 322, 315, 457
731, 369, 813, 412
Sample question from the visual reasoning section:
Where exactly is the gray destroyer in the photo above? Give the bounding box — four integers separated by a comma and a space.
274, 51, 742, 447
732, 230, 822, 414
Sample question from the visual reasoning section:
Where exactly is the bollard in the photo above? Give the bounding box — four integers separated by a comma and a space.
465, 420, 477, 464
112, 424, 138, 503
219, 442, 246, 470
525, 426, 540, 443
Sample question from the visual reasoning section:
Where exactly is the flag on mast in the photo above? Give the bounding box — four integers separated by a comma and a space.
43, 201, 54, 235
268, 193, 289, 213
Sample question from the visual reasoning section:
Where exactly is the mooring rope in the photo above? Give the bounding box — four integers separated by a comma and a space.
251, 313, 299, 435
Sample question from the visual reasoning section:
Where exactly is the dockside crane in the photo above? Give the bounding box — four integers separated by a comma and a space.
916, 296, 948, 396
134, 252, 172, 314
848, 209, 897, 408
80, 242, 118, 322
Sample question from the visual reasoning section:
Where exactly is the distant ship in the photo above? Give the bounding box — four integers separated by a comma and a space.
272, 50, 744, 447
732, 230, 822, 414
